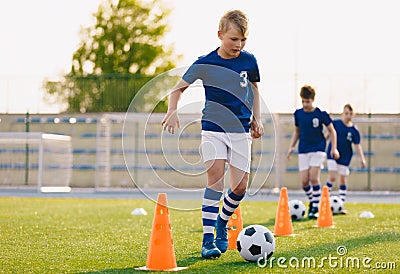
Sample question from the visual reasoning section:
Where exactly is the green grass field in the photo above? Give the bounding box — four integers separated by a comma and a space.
1, 197, 399, 273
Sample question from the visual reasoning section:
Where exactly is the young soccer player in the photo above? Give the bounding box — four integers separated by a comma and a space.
162, 10, 263, 259
325, 104, 366, 214
287, 85, 339, 219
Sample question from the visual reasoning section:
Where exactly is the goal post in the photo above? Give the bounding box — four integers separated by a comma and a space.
0, 132, 73, 192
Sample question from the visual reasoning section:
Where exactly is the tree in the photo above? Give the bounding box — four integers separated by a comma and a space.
44, 0, 179, 112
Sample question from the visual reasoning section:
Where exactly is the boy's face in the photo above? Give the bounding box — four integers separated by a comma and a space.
218, 25, 247, 59
342, 108, 354, 123
301, 98, 314, 111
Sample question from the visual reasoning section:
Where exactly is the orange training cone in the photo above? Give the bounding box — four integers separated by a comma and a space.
316, 186, 334, 228
136, 193, 186, 271
274, 187, 294, 236
227, 205, 243, 249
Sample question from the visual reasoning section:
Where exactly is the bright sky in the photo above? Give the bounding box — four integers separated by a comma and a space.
1, 0, 399, 114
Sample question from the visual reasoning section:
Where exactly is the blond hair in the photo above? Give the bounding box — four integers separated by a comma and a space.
219, 10, 249, 36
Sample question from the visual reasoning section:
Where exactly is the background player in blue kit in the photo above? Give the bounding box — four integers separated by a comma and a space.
325, 104, 366, 214
287, 85, 340, 219
162, 10, 263, 259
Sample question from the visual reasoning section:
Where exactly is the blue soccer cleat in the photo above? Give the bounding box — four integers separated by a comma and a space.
308, 206, 319, 219
215, 217, 229, 253
201, 240, 221, 259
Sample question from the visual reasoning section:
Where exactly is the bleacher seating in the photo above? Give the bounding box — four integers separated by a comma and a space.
1, 113, 398, 190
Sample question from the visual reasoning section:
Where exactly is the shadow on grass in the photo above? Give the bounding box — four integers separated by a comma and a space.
177, 253, 203, 266
243, 219, 275, 228
79, 269, 140, 273
245, 215, 312, 229
79, 253, 203, 274
80, 232, 399, 273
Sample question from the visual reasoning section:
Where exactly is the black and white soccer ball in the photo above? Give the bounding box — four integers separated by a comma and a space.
288, 199, 306, 220
236, 224, 276, 262
330, 196, 344, 214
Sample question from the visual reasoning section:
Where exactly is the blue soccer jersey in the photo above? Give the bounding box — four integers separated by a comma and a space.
182, 48, 260, 133
294, 107, 333, 153
327, 119, 361, 166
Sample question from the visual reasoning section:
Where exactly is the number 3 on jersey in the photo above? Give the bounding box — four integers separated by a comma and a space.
239, 71, 248, 87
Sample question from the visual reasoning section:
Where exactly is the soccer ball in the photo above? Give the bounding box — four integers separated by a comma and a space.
288, 199, 306, 220
236, 224, 275, 262
330, 195, 344, 214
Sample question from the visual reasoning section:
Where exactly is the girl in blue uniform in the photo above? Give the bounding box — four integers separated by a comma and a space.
326, 104, 366, 214
162, 10, 263, 259
287, 85, 340, 218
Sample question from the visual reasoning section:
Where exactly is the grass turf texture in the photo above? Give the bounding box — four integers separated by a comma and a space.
0, 198, 399, 273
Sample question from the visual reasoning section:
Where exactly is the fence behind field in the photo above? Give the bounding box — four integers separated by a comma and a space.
1, 113, 399, 191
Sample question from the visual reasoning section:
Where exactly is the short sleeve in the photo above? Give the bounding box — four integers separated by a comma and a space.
248, 55, 260, 82
182, 62, 204, 84
322, 111, 333, 126
353, 127, 361, 144
294, 110, 299, 127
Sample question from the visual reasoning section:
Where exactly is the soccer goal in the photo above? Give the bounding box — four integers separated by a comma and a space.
0, 132, 73, 192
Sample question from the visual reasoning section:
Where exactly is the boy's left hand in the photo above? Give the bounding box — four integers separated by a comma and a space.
250, 119, 264, 139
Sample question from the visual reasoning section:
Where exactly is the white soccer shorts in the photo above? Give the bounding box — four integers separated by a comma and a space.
327, 159, 350, 176
298, 151, 326, 171
200, 130, 252, 173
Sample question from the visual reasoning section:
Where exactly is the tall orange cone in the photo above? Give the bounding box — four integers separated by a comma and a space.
274, 187, 294, 236
315, 186, 334, 228
136, 193, 186, 271
227, 205, 243, 249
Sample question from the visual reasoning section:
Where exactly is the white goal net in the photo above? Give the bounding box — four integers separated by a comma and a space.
0, 132, 73, 192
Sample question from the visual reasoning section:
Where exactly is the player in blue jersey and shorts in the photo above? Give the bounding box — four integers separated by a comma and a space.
162, 10, 263, 259
287, 85, 340, 219
325, 104, 366, 214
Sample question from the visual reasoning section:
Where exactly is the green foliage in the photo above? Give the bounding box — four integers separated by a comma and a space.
71, 0, 175, 75
45, 74, 154, 113
44, 0, 179, 113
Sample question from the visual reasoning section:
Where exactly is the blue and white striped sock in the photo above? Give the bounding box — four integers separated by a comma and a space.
218, 188, 245, 225
202, 187, 222, 244
312, 184, 321, 209
303, 184, 313, 203
339, 184, 347, 203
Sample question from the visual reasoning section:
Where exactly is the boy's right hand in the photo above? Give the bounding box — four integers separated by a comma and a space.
162, 110, 180, 134
287, 147, 295, 160
331, 148, 340, 160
